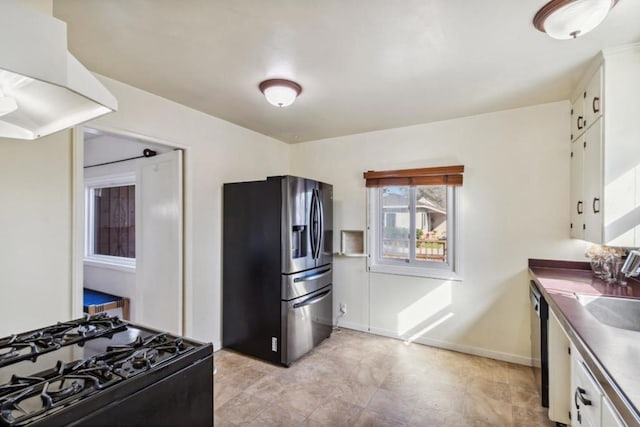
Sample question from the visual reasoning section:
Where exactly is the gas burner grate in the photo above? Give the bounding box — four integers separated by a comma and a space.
0, 314, 127, 369
0, 362, 123, 426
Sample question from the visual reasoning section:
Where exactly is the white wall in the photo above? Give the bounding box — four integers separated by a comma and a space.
291, 101, 587, 364
84, 131, 173, 167
0, 132, 73, 336
89, 75, 290, 349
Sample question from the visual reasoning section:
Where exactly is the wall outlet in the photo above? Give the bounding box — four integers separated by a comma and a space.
339, 303, 347, 315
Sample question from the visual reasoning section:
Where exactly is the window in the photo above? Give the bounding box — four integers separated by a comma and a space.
85, 174, 136, 269
365, 166, 462, 279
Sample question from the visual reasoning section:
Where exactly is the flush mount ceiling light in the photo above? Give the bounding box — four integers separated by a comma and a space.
259, 79, 302, 108
0, 0, 117, 140
534, 0, 618, 40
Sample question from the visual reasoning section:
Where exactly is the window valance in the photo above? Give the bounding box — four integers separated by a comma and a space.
363, 165, 464, 187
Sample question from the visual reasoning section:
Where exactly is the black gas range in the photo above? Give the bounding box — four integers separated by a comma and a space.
0, 314, 213, 426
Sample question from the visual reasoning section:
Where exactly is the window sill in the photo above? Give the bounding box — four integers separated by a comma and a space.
84, 257, 136, 273
368, 263, 462, 281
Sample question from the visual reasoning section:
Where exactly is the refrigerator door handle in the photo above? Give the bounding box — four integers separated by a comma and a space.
310, 189, 319, 259
293, 268, 331, 283
317, 189, 323, 259
292, 288, 331, 309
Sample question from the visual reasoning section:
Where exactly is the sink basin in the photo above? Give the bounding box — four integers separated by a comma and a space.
575, 294, 640, 332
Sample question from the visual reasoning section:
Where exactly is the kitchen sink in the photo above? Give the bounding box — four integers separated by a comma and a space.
575, 294, 640, 332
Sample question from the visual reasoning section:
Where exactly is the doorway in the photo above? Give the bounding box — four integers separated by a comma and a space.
74, 127, 184, 335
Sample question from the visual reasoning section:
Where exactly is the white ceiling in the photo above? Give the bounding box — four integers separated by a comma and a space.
52, 0, 640, 143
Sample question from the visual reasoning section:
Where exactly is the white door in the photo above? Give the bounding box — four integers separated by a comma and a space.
136, 150, 183, 335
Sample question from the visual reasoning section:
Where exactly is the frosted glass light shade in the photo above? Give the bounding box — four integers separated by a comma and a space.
534, 0, 617, 40
259, 79, 302, 107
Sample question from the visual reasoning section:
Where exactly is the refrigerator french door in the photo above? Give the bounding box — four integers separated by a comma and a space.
223, 175, 333, 366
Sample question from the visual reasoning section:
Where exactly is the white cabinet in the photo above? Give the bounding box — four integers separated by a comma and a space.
602, 396, 625, 427
571, 346, 602, 426
568, 44, 640, 245
570, 342, 627, 427
548, 310, 571, 424
571, 94, 586, 142
585, 66, 603, 127
571, 65, 602, 142
570, 119, 603, 242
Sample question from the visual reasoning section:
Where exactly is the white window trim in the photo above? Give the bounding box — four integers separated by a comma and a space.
84, 173, 136, 271
367, 185, 462, 281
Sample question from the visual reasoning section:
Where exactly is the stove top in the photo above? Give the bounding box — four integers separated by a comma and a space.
0, 314, 205, 426
0, 314, 126, 369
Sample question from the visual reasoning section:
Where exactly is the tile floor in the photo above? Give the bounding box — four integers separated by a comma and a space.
213, 328, 554, 426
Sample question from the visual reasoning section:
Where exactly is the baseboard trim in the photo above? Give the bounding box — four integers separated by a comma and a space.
334, 320, 369, 333
355, 324, 534, 367
214, 326, 533, 367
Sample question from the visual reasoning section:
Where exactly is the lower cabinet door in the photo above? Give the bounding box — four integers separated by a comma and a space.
601, 396, 625, 427
571, 350, 602, 426
548, 310, 571, 424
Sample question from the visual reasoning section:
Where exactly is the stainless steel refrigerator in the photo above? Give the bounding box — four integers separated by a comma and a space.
223, 175, 333, 366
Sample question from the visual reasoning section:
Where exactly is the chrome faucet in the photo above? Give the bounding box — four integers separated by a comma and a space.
621, 250, 640, 278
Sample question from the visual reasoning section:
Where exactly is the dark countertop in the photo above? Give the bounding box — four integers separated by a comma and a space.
529, 259, 640, 427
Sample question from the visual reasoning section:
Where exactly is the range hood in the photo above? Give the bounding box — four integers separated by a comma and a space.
0, 1, 117, 140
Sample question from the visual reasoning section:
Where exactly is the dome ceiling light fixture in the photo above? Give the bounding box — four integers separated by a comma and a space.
533, 0, 619, 40
259, 79, 302, 108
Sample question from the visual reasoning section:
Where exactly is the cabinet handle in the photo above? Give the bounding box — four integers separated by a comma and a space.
592, 96, 600, 113
592, 197, 600, 214
577, 116, 584, 130
577, 201, 583, 215
575, 387, 592, 406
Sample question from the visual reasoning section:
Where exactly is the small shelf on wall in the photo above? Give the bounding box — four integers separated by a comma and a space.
334, 230, 366, 257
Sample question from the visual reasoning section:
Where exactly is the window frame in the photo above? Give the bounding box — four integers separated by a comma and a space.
84, 173, 136, 271
367, 184, 462, 280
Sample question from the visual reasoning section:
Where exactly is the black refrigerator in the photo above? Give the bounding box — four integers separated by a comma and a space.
223, 175, 333, 366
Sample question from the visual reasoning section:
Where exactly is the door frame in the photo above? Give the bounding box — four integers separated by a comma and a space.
71, 124, 192, 336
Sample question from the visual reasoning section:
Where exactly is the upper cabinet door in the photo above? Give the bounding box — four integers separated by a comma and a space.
570, 139, 585, 239
571, 94, 586, 141
585, 66, 604, 128
583, 120, 603, 244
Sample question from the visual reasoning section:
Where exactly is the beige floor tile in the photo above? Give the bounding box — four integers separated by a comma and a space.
213, 413, 237, 427
213, 381, 243, 410
215, 365, 268, 390
414, 381, 465, 414
462, 393, 513, 426
507, 364, 538, 392
245, 402, 306, 427
366, 388, 415, 424
354, 408, 408, 426
466, 377, 511, 404
350, 362, 390, 387
410, 406, 463, 426
512, 405, 556, 427
278, 382, 331, 417
308, 397, 364, 427
213, 329, 555, 427
465, 355, 509, 384
510, 384, 541, 407
244, 374, 289, 402
333, 377, 378, 408
215, 391, 270, 425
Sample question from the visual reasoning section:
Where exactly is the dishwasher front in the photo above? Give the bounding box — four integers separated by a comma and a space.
530, 280, 549, 408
